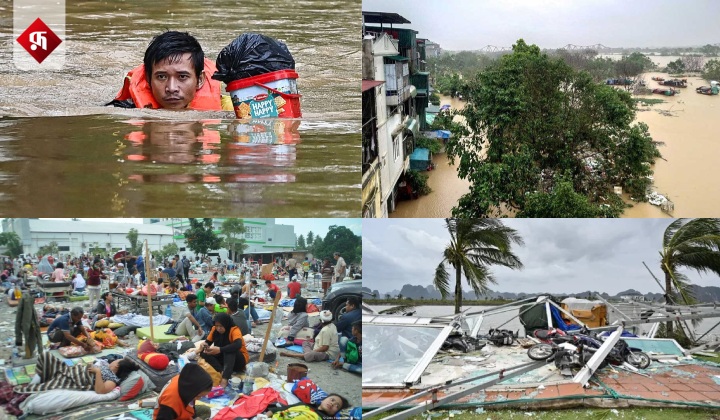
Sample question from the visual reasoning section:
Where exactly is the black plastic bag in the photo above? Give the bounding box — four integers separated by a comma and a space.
212, 33, 295, 83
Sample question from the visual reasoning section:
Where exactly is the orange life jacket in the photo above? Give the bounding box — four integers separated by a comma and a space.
114, 58, 222, 110
154, 375, 194, 420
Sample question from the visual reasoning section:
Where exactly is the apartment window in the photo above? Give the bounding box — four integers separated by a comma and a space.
58, 246, 70, 251
393, 134, 401, 162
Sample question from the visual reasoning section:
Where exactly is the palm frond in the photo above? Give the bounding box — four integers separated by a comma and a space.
461, 260, 494, 297
663, 219, 686, 248
433, 261, 450, 299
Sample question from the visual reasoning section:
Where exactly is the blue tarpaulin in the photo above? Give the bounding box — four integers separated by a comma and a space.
410, 147, 431, 171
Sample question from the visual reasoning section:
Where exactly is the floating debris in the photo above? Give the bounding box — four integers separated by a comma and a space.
646, 191, 668, 206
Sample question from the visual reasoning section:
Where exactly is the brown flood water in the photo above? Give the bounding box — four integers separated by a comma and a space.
391, 96, 469, 218
394, 76, 720, 218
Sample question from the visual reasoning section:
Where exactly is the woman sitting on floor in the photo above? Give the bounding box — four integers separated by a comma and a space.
22, 352, 139, 393
197, 313, 249, 388
278, 297, 309, 347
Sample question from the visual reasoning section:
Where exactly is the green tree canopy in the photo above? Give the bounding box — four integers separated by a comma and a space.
297, 234, 306, 249
306, 231, 315, 246
184, 218, 222, 258
443, 39, 661, 217
667, 59, 686, 74
0, 232, 23, 258
126, 228, 141, 256
314, 226, 361, 264
220, 218, 247, 262
517, 177, 612, 218
703, 59, 720, 82
433, 219, 524, 314
37, 241, 59, 257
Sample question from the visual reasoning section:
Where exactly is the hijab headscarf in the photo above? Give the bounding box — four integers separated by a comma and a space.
292, 297, 308, 314
211, 313, 236, 347
37, 256, 54, 275
178, 363, 213, 406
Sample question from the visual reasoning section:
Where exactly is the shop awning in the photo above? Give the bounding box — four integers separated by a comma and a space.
362, 80, 385, 92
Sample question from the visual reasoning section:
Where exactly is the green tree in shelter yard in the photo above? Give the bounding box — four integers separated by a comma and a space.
126, 228, 142, 256
314, 225, 361, 265
297, 234, 306, 249
659, 219, 720, 335
184, 218, 222, 258
0, 232, 23, 258
220, 218, 247, 262
37, 241, 59, 257
443, 39, 661, 218
434, 219, 524, 314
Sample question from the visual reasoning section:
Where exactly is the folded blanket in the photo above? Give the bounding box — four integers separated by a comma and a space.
110, 313, 171, 327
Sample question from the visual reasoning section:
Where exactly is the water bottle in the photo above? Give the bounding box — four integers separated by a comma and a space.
12, 347, 19, 359
165, 305, 172, 318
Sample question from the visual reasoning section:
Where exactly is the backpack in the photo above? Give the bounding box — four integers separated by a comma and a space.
345, 339, 360, 365
183, 259, 190, 269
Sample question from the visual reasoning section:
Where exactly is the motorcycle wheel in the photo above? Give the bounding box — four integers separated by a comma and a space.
527, 344, 554, 360
625, 351, 651, 369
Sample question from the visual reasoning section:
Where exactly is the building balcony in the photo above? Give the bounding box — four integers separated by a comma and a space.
386, 86, 412, 106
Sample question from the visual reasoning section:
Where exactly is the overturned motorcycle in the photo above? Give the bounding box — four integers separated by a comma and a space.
527, 328, 650, 375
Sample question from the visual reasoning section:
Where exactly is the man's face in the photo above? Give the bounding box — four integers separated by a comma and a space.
345, 300, 355, 311
149, 53, 204, 110
71, 313, 83, 323
188, 299, 197, 309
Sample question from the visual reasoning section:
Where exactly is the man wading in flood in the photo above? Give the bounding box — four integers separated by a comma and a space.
108, 31, 230, 111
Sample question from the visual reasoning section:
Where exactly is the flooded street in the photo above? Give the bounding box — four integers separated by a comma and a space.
391, 96, 469, 218
393, 69, 720, 218
623, 71, 720, 217
0, 0, 361, 216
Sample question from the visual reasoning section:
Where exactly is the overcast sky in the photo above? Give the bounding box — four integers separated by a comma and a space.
363, 218, 720, 296
362, 0, 720, 50
35, 219, 361, 238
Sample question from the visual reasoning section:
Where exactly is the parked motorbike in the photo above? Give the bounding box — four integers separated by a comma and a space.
527, 328, 650, 370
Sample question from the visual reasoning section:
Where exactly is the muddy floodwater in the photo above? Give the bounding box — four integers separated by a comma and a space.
0, 0, 360, 216
394, 70, 720, 218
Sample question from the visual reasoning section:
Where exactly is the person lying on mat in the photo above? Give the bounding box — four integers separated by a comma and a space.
47, 307, 97, 351
24, 352, 139, 394
265, 393, 350, 420
197, 313, 249, 388
154, 362, 213, 420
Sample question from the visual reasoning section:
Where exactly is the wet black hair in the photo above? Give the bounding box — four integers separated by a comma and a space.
214, 294, 225, 305
205, 282, 214, 289
56, 262, 64, 269
101, 292, 111, 301
186, 293, 198, 303
70, 307, 84, 317
143, 31, 204, 82
351, 320, 361, 334
346, 296, 360, 308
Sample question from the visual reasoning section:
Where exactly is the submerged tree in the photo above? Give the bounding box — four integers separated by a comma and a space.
444, 39, 661, 217
433, 218, 524, 314
659, 219, 720, 334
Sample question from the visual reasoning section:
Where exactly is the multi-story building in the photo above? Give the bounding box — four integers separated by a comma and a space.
144, 218, 297, 264
362, 11, 428, 216
1, 218, 174, 257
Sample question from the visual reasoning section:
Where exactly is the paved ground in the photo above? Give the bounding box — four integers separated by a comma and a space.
0, 273, 360, 411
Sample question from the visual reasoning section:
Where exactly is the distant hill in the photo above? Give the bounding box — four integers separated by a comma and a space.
371, 283, 720, 303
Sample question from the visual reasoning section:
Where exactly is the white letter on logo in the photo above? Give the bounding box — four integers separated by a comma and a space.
29, 31, 47, 51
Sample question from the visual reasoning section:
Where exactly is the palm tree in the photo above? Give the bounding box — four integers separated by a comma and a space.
659, 218, 720, 334
434, 218, 525, 314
